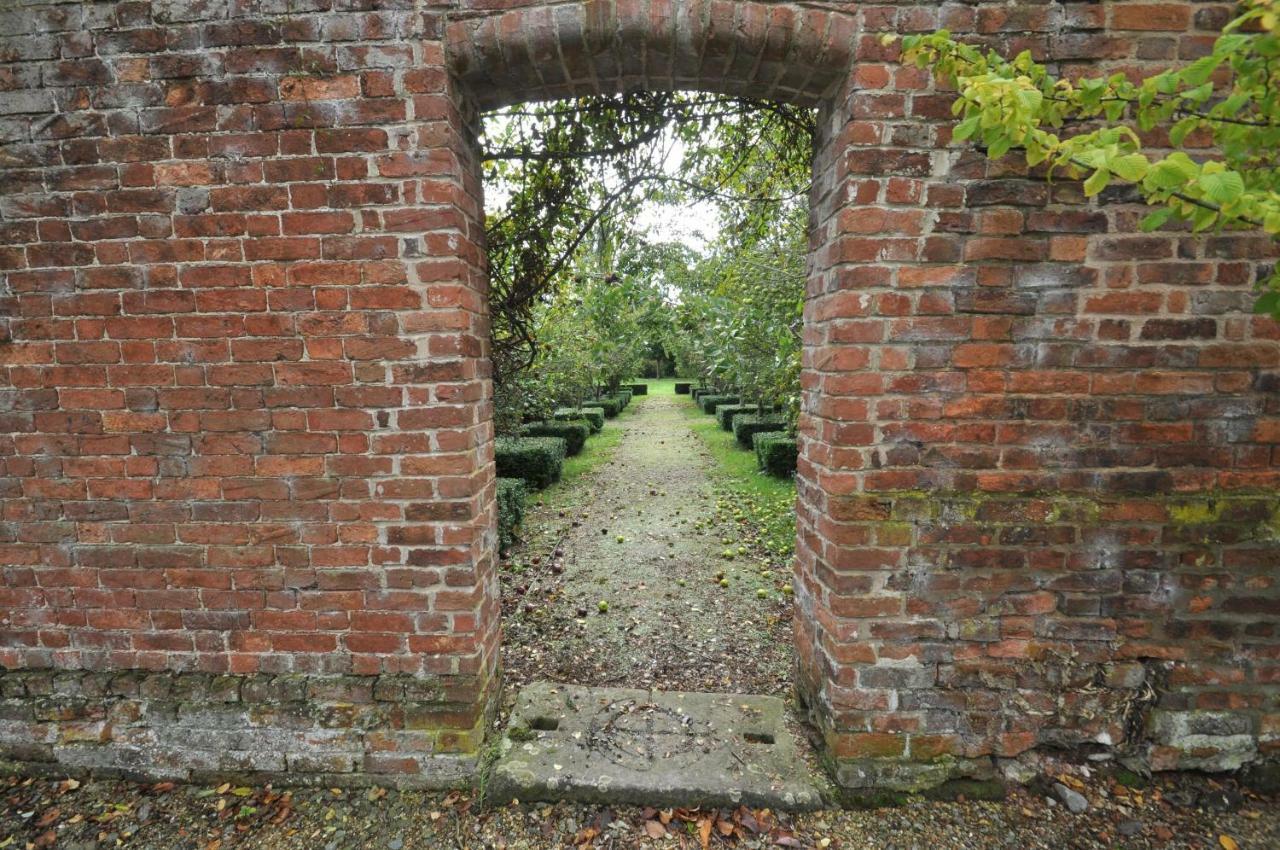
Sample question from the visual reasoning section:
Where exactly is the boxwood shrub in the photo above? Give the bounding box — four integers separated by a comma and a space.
716, 403, 767, 431
591, 396, 622, 418
674, 382, 691, 395
495, 436, 566, 490
521, 420, 590, 456
617, 389, 632, 407
555, 406, 603, 432
699, 394, 738, 414
496, 477, 527, 552
753, 431, 798, 478
579, 406, 605, 431
733, 413, 787, 449
626, 383, 648, 396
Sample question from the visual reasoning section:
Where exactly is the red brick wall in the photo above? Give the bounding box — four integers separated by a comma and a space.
0, 0, 1276, 788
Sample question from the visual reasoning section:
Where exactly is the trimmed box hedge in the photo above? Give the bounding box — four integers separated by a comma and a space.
625, 383, 648, 396
733, 413, 787, 449
674, 382, 691, 395
579, 407, 605, 431
716, 403, 768, 431
496, 477, 527, 553
590, 396, 622, 418
753, 431, 798, 478
691, 386, 716, 402
521, 420, 590, 456
699, 394, 738, 414
494, 436, 566, 490
555, 406, 603, 432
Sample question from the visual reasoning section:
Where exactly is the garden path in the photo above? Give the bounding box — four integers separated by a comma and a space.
499, 385, 795, 696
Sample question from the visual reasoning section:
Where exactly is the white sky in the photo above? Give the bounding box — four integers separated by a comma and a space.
482, 111, 721, 253
633, 197, 720, 252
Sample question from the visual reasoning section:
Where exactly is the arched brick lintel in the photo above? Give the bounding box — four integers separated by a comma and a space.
445, 0, 857, 111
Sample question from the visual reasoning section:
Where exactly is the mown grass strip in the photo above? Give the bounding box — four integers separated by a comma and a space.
678, 393, 797, 564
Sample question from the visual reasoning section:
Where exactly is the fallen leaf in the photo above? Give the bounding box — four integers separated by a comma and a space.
698, 817, 712, 850
1057, 774, 1085, 792
215, 783, 231, 795
35, 809, 60, 828
644, 820, 666, 839
1219, 837, 1239, 850
34, 831, 56, 849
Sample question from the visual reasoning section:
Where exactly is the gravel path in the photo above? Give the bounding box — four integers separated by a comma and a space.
499, 390, 794, 696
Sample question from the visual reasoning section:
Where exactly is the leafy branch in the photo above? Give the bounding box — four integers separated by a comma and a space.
893, 0, 1280, 317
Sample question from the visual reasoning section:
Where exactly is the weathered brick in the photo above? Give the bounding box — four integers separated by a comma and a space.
1, 0, 1275, 795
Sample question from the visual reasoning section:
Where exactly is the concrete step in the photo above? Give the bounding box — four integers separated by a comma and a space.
489, 682, 825, 810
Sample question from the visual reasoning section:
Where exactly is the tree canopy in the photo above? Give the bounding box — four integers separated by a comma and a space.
481, 92, 815, 434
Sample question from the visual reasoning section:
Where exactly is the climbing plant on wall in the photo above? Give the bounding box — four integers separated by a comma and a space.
481, 92, 814, 405
894, 0, 1280, 317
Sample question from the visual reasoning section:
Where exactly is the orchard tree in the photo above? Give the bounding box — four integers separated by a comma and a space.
663, 204, 807, 426
894, 0, 1280, 317
482, 92, 813, 392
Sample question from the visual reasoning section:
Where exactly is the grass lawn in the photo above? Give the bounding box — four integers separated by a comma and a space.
679, 396, 794, 502
677, 389, 797, 563
639, 377, 677, 395
559, 416, 624, 483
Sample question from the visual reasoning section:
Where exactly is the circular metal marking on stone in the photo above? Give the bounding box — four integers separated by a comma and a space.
580, 700, 719, 772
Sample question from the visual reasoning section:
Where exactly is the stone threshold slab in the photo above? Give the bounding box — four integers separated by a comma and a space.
489, 682, 824, 810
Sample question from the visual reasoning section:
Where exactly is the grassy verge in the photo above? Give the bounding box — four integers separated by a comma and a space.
530, 402, 632, 509
640, 377, 677, 395
560, 419, 624, 483
679, 395, 797, 566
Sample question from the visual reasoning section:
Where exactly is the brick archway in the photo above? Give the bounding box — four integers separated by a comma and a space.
0, 0, 1276, 790
445, 1, 853, 110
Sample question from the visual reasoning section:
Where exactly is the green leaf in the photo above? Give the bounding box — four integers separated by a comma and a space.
1109, 154, 1149, 182
953, 115, 980, 141
1140, 208, 1173, 231
1253, 291, 1280, 316
1185, 83, 1214, 108
1199, 170, 1245, 206
1083, 168, 1110, 197
1169, 117, 1197, 147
